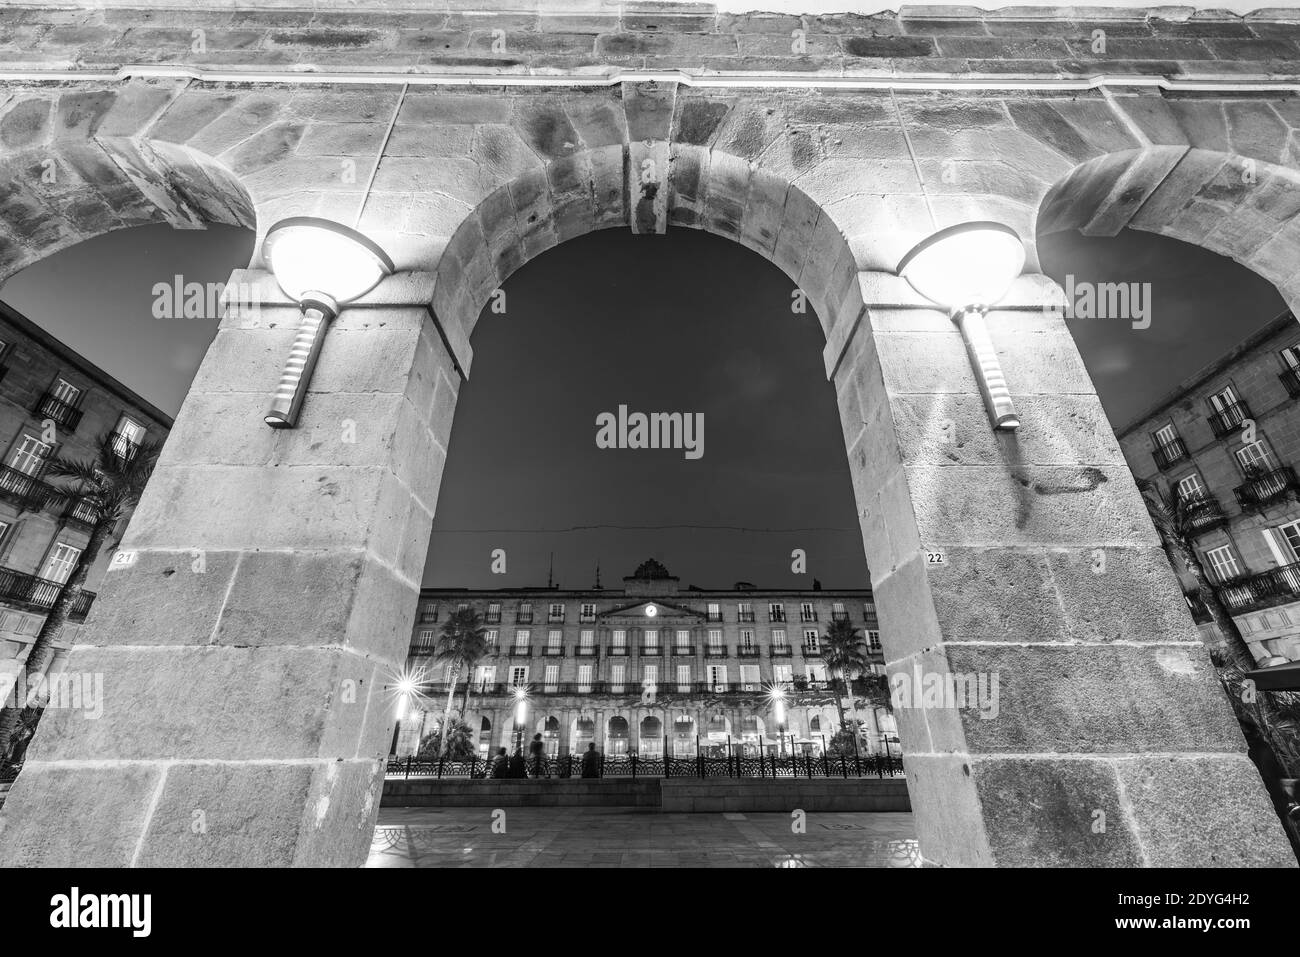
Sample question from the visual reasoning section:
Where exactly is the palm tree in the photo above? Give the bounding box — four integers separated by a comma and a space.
1138, 480, 1255, 670
821, 618, 872, 740
432, 607, 489, 758
0, 432, 161, 766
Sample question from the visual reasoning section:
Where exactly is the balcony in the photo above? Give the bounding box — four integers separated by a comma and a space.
109, 429, 141, 461
515, 613, 533, 624
738, 611, 755, 623
61, 496, 100, 531
574, 646, 599, 658
1234, 466, 1298, 512
737, 647, 760, 658
506, 646, 532, 658
1215, 562, 1300, 615
671, 645, 695, 656
1181, 494, 1229, 535
409, 637, 437, 656
607, 646, 628, 656
706, 612, 722, 622
1281, 367, 1300, 399
580, 614, 596, 624
802, 645, 822, 658
0, 466, 55, 512
1184, 592, 1214, 625
418, 609, 437, 623
638, 646, 661, 656
1207, 400, 1251, 439
800, 611, 818, 622
484, 612, 501, 624
548, 614, 565, 624
770, 646, 792, 657
1152, 438, 1189, 471
704, 645, 728, 658
33, 391, 83, 431
542, 646, 565, 657
0, 567, 95, 622
831, 611, 849, 622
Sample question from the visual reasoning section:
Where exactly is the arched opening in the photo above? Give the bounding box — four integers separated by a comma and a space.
572, 716, 596, 754
540, 715, 560, 757
670, 713, 696, 758
478, 716, 492, 757
606, 715, 629, 756
639, 715, 662, 757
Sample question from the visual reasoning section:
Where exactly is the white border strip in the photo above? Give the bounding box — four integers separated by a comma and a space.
0, 65, 1296, 92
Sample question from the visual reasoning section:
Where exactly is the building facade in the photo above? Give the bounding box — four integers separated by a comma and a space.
395, 559, 891, 759
1118, 311, 1300, 664
0, 301, 172, 693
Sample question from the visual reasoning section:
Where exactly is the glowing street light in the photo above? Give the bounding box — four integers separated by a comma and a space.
513, 685, 529, 752
261, 217, 395, 429
767, 683, 788, 758
897, 222, 1026, 431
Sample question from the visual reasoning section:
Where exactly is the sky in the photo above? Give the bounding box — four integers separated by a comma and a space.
0, 221, 1287, 590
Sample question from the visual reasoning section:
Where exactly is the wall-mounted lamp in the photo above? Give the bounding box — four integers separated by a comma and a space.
261, 217, 395, 429
897, 222, 1026, 431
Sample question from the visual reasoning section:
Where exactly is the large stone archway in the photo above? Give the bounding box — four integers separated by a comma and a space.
1, 2, 1297, 867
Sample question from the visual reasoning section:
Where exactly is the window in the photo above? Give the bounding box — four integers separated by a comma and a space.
676, 664, 691, 691
831, 601, 847, 620
51, 377, 82, 406
806, 663, 827, 683
579, 629, 594, 651
708, 665, 728, 688
485, 629, 498, 649
8, 434, 51, 476
610, 664, 625, 694
517, 601, 533, 623
1205, 545, 1242, 583
41, 543, 81, 584
773, 664, 793, 684
768, 602, 785, 621
867, 629, 881, 652
1154, 423, 1179, 448
486, 601, 501, 622
1176, 473, 1206, 502
800, 602, 816, 622
739, 664, 759, 689
543, 664, 559, 693
706, 602, 721, 621
707, 628, 723, 650
771, 629, 787, 648
738, 602, 754, 622
580, 602, 596, 621
676, 629, 690, 649
1274, 522, 1300, 564
510, 666, 529, 687
1237, 440, 1277, 475
642, 664, 658, 691
863, 601, 876, 619
803, 629, 819, 650
456, 602, 468, 613
111, 415, 145, 459
1283, 345, 1300, 371
577, 665, 593, 693
546, 629, 562, 651
644, 629, 658, 649
417, 628, 434, 642
549, 602, 564, 622
810, 715, 821, 732
612, 629, 626, 648
740, 629, 754, 650
513, 629, 530, 651
0, 520, 9, 546
475, 665, 496, 689
1210, 385, 1240, 413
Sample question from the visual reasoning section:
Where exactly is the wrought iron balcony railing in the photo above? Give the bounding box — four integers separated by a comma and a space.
1181, 493, 1229, 534
1281, 367, 1300, 399
0, 567, 95, 621
800, 611, 818, 622
705, 612, 723, 622
704, 646, 728, 658
1233, 466, 1298, 512
516, 612, 533, 623
638, 646, 661, 656
1215, 562, 1300, 615
831, 611, 849, 622
484, 613, 501, 624
62, 496, 100, 530
33, 391, 83, 431
1184, 592, 1214, 625
607, 646, 628, 656
0, 465, 55, 512
802, 645, 822, 657
109, 429, 141, 461
737, 647, 760, 658
574, 647, 599, 658
671, 645, 695, 656
542, 646, 565, 657
737, 612, 755, 622
1207, 400, 1251, 439
506, 646, 532, 657
409, 638, 437, 656
770, 646, 792, 657
769, 610, 785, 622
1152, 438, 1189, 471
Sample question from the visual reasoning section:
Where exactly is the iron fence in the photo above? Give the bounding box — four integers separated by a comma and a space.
385, 750, 903, 781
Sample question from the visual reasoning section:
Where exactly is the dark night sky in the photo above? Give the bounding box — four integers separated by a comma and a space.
0, 222, 1287, 590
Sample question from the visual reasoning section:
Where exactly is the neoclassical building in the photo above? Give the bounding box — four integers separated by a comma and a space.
395, 559, 890, 758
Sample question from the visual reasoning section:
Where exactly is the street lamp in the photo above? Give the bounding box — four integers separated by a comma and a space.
261, 217, 395, 429
897, 222, 1026, 431
769, 685, 788, 758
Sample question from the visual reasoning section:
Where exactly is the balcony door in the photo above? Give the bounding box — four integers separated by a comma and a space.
1209, 386, 1239, 414
9, 434, 51, 477
1176, 473, 1206, 503
1236, 440, 1277, 475
51, 378, 81, 406
41, 542, 81, 584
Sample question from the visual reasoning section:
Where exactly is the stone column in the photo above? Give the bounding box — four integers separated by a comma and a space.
0, 270, 462, 867
830, 271, 1293, 867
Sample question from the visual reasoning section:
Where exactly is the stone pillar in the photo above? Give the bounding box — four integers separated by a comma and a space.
0, 270, 462, 867
831, 271, 1293, 867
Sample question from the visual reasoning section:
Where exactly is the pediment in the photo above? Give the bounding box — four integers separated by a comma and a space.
599, 599, 703, 623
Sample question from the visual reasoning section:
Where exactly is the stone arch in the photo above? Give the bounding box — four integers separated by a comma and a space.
0, 83, 256, 281
638, 715, 663, 756
606, 715, 630, 755
1036, 145, 1300, 313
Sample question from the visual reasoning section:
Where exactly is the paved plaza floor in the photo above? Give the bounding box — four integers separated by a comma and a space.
366, 807, 920, 868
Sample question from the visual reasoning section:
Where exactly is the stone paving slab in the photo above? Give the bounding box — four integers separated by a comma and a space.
366, 806, 920, 867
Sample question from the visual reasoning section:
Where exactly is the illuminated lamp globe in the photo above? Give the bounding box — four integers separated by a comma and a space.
262, 217, 394, 308
896, 221, 1025, 313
